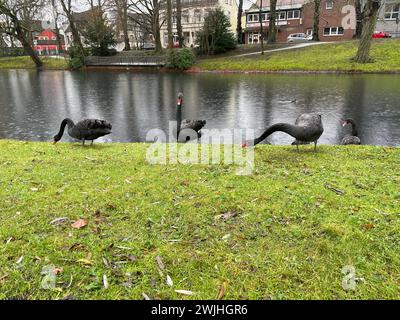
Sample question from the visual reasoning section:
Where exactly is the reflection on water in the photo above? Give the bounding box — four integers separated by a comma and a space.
0, 70, 399, 145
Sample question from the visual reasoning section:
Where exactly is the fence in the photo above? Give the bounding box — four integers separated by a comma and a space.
84, 55, 166, 67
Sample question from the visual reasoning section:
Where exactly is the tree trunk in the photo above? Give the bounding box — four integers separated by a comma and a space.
355, 0, 364, 38
236, 0, 243, 44
268, 0, 277, 43
354, 0, 380, 63
176, 0, 183, 47
259, 0, 264, 54
59, 0, 85, 55
15, 23, 43, 68
122, 2, 131, 50
153, 0, 162, 52
312, 0, 321, 41
167, 0, 173, 48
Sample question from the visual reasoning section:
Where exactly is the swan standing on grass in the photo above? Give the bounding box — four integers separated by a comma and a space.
176, 93, 206, 142
243, 113, 324, 152
341, 118, 361, 145
53, 118, 112, 145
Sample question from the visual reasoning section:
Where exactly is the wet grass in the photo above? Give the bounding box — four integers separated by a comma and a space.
0, 56, 69, 70
196, 39, 400, 72
0, 140, 399, 299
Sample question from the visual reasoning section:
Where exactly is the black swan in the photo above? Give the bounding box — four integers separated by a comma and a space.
341, 118, 361, 145
243, 113, 324, 152
176, 93, 206, 142
53, 118, 112, 145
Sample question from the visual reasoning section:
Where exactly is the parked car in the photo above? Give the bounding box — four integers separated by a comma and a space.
141, 43, 156, 50
372, 31, 391, 39
287, 33, 312, 42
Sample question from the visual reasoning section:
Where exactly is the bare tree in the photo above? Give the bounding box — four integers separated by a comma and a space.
176, 0, 183, 47
109, 0, 131, 50
268, 0, 277, 43
259, 0, 264, 54
0, 0, 44, 67
236, 0, 243, 43
312, 0, 321, 41
50, 0, 64, 53
166, 0, 172, 47
354, 0, 381, 63
355, 0, 364, 38
128, 0, 165, 51
58, 0, 85, 54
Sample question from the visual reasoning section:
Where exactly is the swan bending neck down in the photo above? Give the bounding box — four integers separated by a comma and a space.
53, 118, 112, 145
245, 113, 324, 152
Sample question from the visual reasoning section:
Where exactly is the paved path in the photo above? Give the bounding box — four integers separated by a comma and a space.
233, 41, 329, 57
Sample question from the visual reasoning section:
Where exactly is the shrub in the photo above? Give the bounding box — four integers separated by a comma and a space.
167, 48, 196, 70
67, 44, 87, 70
196, 9, 236, 55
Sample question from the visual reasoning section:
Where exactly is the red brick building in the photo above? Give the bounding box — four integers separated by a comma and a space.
244, 0, 356, 44
33, 29, 65, 55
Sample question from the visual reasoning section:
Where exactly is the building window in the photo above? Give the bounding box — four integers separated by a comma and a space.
194, 9, 202, 23
247, 13, 259, 22
276, 11, 286, 20
182, 10, 189, 23
306, 29, 313, 36
287, 10, 300, 19
384, 4, 400, 20
248, 31, 260, 44
326, 0, 333, 9
323, 26, 344, 36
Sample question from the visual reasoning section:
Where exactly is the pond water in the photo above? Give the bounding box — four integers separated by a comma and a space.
0, 70, 399, 145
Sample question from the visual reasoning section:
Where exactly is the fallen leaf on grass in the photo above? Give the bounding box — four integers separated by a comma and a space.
175, 290, 194, 296
166, 275, 173, 287
217, 281, 227, 300
324, 183, 345, 195
50, 217, 69, 226
71, 218, 88, 229
77, 258, 93, 265
214, 211, 237, 221
5, 236, 15, 244
16, 256, 23, 264
103, 274, 109, 289
363, 223, 375, 230
156, 256, 165, 270
222, 234, 231, 240
142, 292, 151, 300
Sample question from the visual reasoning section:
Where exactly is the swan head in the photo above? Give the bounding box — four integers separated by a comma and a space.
177, 92, 183, 106
53, 134, 62, 144
341, 118, 355, 127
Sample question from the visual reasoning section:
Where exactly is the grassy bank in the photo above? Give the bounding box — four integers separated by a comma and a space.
196, 39, 400, 72
0, 56, 69, 70
0, 140, 399, 299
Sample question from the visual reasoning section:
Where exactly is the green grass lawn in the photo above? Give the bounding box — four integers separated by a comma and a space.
0, 140, 399, 299
0, 56, 69, 70
196, 39, 400, 72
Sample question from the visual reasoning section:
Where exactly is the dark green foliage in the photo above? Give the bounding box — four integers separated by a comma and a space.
196, 9, 236, 55
67, 44, 87, 69
82, 9, 116, 56
167, 48, 196, 70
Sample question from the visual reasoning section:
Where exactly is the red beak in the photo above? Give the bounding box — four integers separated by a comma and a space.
177, 98, 182, 106
241, 143, 247, 148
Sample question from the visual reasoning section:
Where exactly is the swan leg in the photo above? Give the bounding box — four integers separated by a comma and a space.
91, 140, 94, 146
82, 139, 85, 146
314, 141, 317, 152
296, 141, 299, 152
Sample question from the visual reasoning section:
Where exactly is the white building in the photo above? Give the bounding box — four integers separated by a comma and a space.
160, 0, 238, 48
376, 0, 400, 38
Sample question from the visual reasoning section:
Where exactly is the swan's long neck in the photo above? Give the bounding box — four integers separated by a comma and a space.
349, 122, 358, 136
252, 123, 305, 146
176, 104, 182, 141
56, 118, 74, 138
